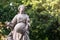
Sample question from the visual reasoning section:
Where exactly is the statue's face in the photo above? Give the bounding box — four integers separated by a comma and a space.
19, 6, 25, 12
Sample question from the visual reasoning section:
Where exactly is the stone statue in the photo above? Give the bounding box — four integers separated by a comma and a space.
5, 5, 30, 40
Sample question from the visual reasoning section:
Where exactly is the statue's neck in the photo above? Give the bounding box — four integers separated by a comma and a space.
19, 11, 24, 14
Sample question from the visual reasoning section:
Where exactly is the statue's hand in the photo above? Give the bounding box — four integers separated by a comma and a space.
5, 21, 10, 29
6, 26, 9, 29
5, 21, 10, 26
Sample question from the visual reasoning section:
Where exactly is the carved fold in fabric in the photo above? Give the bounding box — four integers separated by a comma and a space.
7, 13, 30, 40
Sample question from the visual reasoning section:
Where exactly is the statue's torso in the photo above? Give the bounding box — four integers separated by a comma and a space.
16, 14, 28, 23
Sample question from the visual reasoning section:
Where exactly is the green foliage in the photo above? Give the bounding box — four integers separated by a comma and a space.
0, 0, 60, 40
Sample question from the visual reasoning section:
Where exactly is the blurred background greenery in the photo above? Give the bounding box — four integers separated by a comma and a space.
0, 0, 60, 40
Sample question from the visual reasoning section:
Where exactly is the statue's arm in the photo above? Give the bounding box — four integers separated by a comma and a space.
10, 15, 17, 28
5, 15, 17, 29
25, 15, 30, 30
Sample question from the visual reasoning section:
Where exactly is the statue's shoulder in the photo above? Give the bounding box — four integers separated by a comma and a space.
13, 14, 19, 18
25, 14, 29, 16
26, 14, 29, 18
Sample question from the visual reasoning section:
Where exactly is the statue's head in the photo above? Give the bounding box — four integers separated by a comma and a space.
18, 5, 25, 12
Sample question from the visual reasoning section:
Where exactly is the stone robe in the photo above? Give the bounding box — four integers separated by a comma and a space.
7, 13, 30, 40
